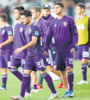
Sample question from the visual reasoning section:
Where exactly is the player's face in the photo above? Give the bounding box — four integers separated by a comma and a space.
14, 9, 20, 20
43, 9, 51, 17
21, 15, 29, 25
76, 6, 84, 15
31, 9, 38, 19
54, 5, 63, 15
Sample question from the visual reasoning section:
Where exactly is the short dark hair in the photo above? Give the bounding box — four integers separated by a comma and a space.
55, 1, 64, 8
20, 10, 32, 17
14, 6, 24, 12
76, 3, 85, 10
0, 13, 8, 22
31, 6, 41, 13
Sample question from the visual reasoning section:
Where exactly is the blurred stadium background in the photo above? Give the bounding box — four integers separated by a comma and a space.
0, 0, 90, 27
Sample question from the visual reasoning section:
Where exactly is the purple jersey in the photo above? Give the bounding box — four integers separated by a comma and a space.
42, 14, 54, 26
44, 15, 78, 53
42, 14, 55, 47
37, 18, 48, 45
25, 23, 45, 60
0, 24, 13, 55
13, 22, 27, 59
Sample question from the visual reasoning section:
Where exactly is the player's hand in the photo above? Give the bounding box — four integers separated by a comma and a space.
0, 44, 3, 49
44, 51, 48, 55
70, 48, 75, 53
14, 47, 23, 55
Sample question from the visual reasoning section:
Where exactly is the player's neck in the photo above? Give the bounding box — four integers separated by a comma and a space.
57, 13, 64, 19
28, 20, 33, 26
36, 16, 41, 22
1, 22, 7, 28
79, 13, 85, 19
17, 18, 22, 24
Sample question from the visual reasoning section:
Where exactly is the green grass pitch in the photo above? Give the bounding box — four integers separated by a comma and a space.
0, 60, 90, 100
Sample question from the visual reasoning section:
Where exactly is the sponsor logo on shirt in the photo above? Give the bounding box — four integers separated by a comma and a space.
77, 24, 85, 30
20, 28, 23, 32
63, 22, 67, 26
2, 30, 5, 34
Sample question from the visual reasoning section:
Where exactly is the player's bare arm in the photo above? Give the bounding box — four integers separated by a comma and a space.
14, 36, 37, 55
0, 36, 13, 49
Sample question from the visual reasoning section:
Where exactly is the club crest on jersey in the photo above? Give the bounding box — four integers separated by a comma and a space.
20, 28, 23, 32
2, 30, 5, 34
63, 22, 67, 26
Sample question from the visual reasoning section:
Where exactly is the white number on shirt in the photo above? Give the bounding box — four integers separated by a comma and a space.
83, 51, 89, 57
36, 59, 46, 69
69, 58, 74, 65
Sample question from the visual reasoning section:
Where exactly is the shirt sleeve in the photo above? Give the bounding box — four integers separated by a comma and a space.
41, 21, 48, 43
7, 26, 13, 36
44, 23, 53, 51
70, 18, 78, 48
32, 25, 41, 37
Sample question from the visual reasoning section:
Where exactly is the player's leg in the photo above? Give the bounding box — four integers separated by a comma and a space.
55, 53, 68, 97
81, 59, 88, 81
65, 52, 74, 97
37, 71, 43, 89
76, 58, 88, 85
11, 57, 23, 81
11, 57, 31, 97
11, 69, 32, 100
77, 46, 89, 84
10, 59, 33, 100
35, 58, 58, 99
47, 65, 61, 77
66, 66, 74, 97
40, 69, 58, 99
47, 49, 63, 88
0, 54, 8, 90
61, 71, 69, 97
47, 65, 64, 88
0, 68, 7, 90
31, 71, 38, 93
21, 59, 31, 96
20, 69, 31, 98
21, 59, 25, 74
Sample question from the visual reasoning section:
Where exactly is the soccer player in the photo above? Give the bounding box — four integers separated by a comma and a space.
76, 3, 90, 85
10, 10, 58, 100
10, 6, 31, 97
44, 1, 78, 97
31, 6, 63, 90
37, 4, 64, 89
0, 13, 13, 90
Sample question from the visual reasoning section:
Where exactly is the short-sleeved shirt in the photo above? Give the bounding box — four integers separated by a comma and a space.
0, 23, 13, 55
25, 22, 45, 60
12, 22, 27, 59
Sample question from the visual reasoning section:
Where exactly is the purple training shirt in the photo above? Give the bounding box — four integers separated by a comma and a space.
44, 15, 78, 53
25, 22, 45, 60
0, 23, 13, 55
13, 22, 27, 59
